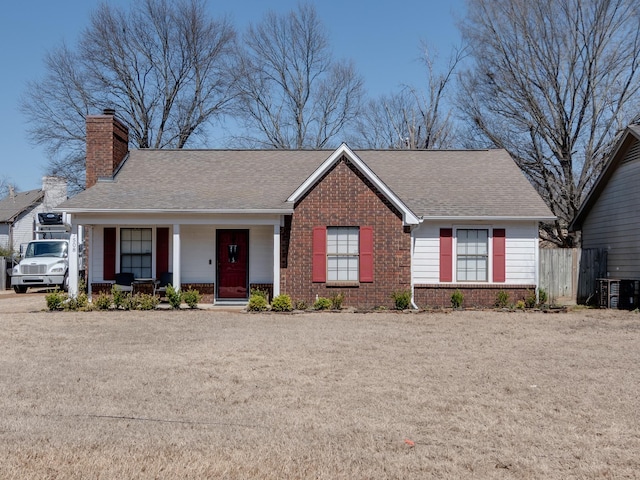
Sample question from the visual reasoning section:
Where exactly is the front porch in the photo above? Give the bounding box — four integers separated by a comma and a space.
66, 214, 283, 304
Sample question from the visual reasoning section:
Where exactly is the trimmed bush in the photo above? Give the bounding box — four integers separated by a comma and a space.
182, 289, 202, 309
271, 294, 293, 312
294, 300, 308, 311
451, 289, 464, 309
391, 290, 411, 310
133, 293, 160, 310
94, 293, 112, 310
45, 289, 66, 311
247, 292, 268, 311
495, 290, 510, 308
313, 297, 332, 310
166, 284, 182, 309
330, 293, 345, 310
111, 284, 129, 309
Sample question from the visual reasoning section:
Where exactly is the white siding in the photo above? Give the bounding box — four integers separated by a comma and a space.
412, 222, 538, 285
249, 225, 274, 283
504, 224, 537, 283
412, 223, 441, 284
91, 226, 105, 283
181, 225, 216, 283
582, 145, 640, 279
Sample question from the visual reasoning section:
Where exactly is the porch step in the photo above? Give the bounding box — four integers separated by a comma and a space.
214, 299, 248, 307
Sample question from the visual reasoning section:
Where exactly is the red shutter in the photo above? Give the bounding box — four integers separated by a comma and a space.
104, 227, 116, 281
493, 228, 506, 283
156, 227, 169, 276
359, 226, 374, 282
439, 228, 453, 282
312, 226, 326, 282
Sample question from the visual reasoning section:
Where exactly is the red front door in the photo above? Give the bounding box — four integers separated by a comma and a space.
217, 229, 249, 299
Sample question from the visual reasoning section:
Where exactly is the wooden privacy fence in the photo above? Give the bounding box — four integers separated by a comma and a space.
538, 248, 607, 305
539, 248, 578, 303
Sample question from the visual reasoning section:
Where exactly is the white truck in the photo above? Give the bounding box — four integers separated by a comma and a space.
10, 213, 73, 293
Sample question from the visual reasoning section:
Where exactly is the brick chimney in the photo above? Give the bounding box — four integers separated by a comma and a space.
85, 109, 129, 188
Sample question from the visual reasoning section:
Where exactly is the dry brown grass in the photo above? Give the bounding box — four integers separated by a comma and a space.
0, 297, 639, 478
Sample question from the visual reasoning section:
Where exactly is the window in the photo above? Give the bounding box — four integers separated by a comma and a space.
456, 229, 488, 281
120, 228, 152, 278
327, 227, 359, 281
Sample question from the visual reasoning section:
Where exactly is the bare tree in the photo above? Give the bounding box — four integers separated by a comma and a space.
0, 176, 16, 199
352, 45, 464, 149
232, 3, 364, 149
459, 0, 640, 247
21, 0, 236, 193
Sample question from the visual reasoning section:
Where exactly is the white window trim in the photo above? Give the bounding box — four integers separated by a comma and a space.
452, 226, 499, 283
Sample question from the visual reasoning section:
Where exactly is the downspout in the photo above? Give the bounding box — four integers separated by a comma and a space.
410, 225, 419, 310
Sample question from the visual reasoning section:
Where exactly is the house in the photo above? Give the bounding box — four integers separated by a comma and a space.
59, 111, 554, 308
0, 176, 67, 253
570, 125, 640, 292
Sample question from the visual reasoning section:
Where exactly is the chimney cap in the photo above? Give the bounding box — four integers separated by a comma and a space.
103, 108, 116, 116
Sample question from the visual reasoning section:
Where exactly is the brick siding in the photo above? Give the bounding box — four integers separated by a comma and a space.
281, 156, 411, 309
86, 111, 129, 188
414, 284, 537, 309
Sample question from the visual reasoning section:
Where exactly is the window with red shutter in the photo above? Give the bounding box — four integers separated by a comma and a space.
439, 228, 453, 282
103, 227, 116, 281
359, 226, 373, 282
493, 229, 506, 283
312, 226, 326, 282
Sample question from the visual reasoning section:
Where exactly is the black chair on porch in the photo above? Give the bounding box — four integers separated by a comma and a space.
155, 272, 173, 298
114, 272, 135, 292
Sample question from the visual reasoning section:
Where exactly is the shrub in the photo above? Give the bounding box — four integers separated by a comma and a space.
111, 284, 129, 309
45, 289, 66, 311
495, 290, 510, 308
391, 290, 411, 310
330, 293, 345, 310
94, 292, 112, 310
313, 297, 332, 310
451, 289, 464, 309
271, 293, 293, 312
182, 289, 202, 309
166, 284, 182, 309
64, 291, 89, 311
525, 290, 537, 309
134, 293, 160, 310
250, 288, 269, 301
247, 292, 268, 311
516, 299, 526, 310
538, 288, 548, 305
294, 300, 308, 311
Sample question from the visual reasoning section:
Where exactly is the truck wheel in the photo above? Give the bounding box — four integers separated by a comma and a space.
61, 274, 69, 292
13, 285, 28, 294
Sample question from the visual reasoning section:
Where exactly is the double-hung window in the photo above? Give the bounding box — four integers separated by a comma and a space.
456, 229, 488, 281
120, 228, 152, 278
327, 227, 359, 281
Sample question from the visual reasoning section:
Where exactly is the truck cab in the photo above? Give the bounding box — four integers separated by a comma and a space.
11, 239, 69, 293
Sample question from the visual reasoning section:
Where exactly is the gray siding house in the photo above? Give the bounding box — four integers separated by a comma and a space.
570, 125, 640, 302
0, 177, 67, 254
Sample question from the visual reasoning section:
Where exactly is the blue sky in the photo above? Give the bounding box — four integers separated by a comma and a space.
0, 0, 465, 192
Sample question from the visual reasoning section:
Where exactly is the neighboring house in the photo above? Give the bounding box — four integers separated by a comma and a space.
570, 125, 640, 282
59, 111, 554, 308
0, 177, 67, 253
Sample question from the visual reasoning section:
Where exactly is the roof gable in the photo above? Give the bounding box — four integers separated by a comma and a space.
0, 188, 44, 223
570, 125, 640, 231
287, 144, 420, 225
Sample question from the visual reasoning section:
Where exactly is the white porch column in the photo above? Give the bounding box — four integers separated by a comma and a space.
68, 216, 79, 297
273, 223, 280, 297
172, 224, 181, 290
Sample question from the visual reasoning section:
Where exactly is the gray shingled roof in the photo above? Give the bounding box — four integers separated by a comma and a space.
0, 188, 43, 223
60, 148, 554, 220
